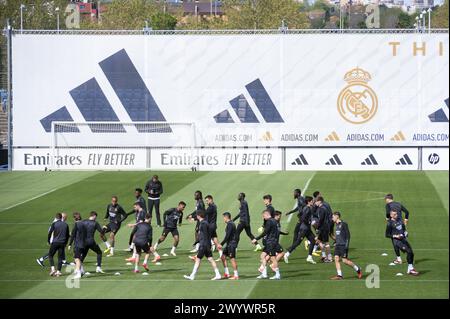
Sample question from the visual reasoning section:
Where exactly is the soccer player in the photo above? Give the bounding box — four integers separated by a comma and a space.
252, 209, 282, 280
204, 195, 221, 256
135, 187, 147, 212
145, 175, 163, 226
284, 196, 317, 264
47, 213, 70, 277
130, 213, 154, 273
286, 189, 306, 216
217, 212, 239, 280
330, 212, 362, 280
232, 193, 261, 251
36, 212, 70, 267
186, 190, 205, 253
68, 212, 86, 279
272, 211, 288, 263
81, 211, 106, 274
103, 195, 127, 257
263, 194, 275, 217
315, 196, 332, 263
384, 194, 411, 265
184, 210, 221, 280
125, 201, 147, 250
385, 210, 419, 276
154, 201, 186, 257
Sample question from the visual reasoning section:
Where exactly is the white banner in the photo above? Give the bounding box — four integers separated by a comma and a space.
422, 147, 449, 170
150, 148, 282, 171
286, 148, 419, 171
13, 148, 147, 170
11, 33, 449, 148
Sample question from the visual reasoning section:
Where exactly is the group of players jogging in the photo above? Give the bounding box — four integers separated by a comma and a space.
38, 174, 419, 280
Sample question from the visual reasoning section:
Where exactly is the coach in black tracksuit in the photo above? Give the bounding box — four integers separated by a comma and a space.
47, 213, 70, 273
145, 175, 163, 226
233, 193, 256, 245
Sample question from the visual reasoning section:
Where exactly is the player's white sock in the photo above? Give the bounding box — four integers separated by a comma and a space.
313, 245, 318, 252
274, 268, 280, 277
224, 267, 229, 275
110, 247, 114, 254
321, 251, 326, 258
105, 242, 111, 248
262, 267, 267, 277
51, 266, 55, 272
144, 256, 149, 264
407, 264, 414, 271
218, 249, 223, 258
129, 243, 135, 250
337, 270, 343, 277
132, 252, 137, 259
353, 265, 360, 272
154, 242, 159, 250
234, 270, 239, 277
285, 251, 290, 258
191, 263, 199, 277
327, 254, 332, 260
171, 246, 176, 254
135, 264, 139, 271
214, 267, 221, 277
195, 243, 200, 251
396, 256, 402, 262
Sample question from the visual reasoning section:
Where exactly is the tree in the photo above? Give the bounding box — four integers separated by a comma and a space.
221, 0, 310, 29
431, 0, 449, 28
396, 12, 414, 28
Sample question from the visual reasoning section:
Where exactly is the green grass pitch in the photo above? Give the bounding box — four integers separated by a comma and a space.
0, 170, 448, 299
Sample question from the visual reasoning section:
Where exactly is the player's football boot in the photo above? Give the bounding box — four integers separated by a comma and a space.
312, 251, 321, 257
125, 257, 137, 263
152, 255, 161, 263
228, 276, 239, 280
142, 263, 149, 271
407, 269, 419, 276
269, 275, 281, 280
211, 274, 221, 280
183, 275, 194, 280
393, 259, 402, 265
188, 255, 197, 261
36, 258, 44, 268
254, 244, 262, 252
170, 251, 177, 257
106, 253, 114, 257
133, 269, 140, 273
223, 273, 230, 279
55, 271, 62, 277
283, 254, 289, 264
104, 247, 111, 254
306, 256, 316, 264
96, 267, 105, 274
49, 270, 57, 276
357, 270, 363, 279
256, 274, 268, 279
330, 275, 343, 280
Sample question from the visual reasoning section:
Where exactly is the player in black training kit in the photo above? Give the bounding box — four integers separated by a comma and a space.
217, 212, 239, 280
314, 196, 332, 262
330, 212, 362, 280
68, 212, 86, 279
252, 209, 282, 280
145, 175, 163, 226
36, 212, 70, 268
47, 213, 70, 277
204, 195, 222, 257
385, 210, 419, 276
284, 196, 317, 264
154, 201, 186, 257
184, 210, 222, 280
103, 196, 127, 257
125, 201, 148, 259
81, 211, 106, 274
384, 194, 411, 265
186, 190, 205, 253
130, 213, 155, 273
233, 193, 261, 251
270, 211, 289, 263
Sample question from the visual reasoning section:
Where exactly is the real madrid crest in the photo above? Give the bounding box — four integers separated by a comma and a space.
337, 67, 378, 124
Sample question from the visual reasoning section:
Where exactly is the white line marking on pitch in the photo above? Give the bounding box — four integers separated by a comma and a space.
0, 279, 447, 283
0, 188, 57, 213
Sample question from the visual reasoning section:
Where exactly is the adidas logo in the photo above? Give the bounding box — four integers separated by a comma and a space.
428, 98, 449, 123
325, 131, 340, 142
259, 131, 274, 142
395, 154, 413, 165
40, 49, 171, 133
291, 154, 309, 165
325, 154, 342, 165
214, 79, 284, 124
390, 131, 406, 141
361, 154, 378, 165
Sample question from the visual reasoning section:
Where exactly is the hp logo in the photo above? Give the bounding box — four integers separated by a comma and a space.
428, 153, 440, 165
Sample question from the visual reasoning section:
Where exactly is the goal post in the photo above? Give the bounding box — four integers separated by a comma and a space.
50, 121, 197, 170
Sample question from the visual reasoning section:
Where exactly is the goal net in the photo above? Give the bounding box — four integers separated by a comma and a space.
50, 121, 197, 170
